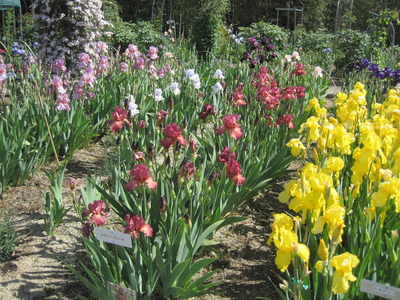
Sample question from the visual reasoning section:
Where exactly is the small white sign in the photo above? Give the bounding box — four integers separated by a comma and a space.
95, 227, 132, 248
107, 281, 137, 300
360, 279, 400, 300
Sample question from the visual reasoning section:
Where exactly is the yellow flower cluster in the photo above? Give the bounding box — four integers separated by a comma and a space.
273, 83, 400, 295
267, 213, 310, 273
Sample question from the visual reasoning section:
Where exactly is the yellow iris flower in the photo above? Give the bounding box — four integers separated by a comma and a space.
331, 252, 359, 294
268, 214, 310, 272
286, 138, 305, 157
274, 228, 310, 272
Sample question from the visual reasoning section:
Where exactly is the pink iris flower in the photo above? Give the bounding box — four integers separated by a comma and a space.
124, 214, 153, 239
108, 106, 132, 132
216, 114, 243, 140
68, 177, 79, 191
198, 103, 216, 119
125, 164, 158, 191
147, 46, 159, 60
226, 159, 246, 186
230, 83, 246, 106
120, 62, 128, 72
160, 123, 187, 149
276, 114, 294, 128
82, 200, 108, 226
218, 146, 237, 163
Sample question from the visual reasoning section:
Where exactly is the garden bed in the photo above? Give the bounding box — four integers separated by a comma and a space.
0, 137, 295, 299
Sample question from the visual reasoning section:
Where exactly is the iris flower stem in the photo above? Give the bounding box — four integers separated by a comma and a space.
35, 81, 60, 165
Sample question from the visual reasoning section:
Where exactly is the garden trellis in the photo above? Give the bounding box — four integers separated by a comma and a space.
0, 0, 22, 39
275, 7, 303, 30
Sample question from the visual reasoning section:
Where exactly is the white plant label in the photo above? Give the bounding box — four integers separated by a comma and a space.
360, 279, 400, 300
95, 227, 132, 248
107, 281, 137, 300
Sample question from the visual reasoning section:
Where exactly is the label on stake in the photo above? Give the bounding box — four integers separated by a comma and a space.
95, 227, 132, 248
360, 279, 400, 300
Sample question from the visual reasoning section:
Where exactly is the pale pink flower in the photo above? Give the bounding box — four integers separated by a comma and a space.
312, 66, 323, 78
120, 62, 128, 72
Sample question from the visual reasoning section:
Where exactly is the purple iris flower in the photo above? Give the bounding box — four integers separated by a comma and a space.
358, 59, 370, 70
367, 63, 380, 73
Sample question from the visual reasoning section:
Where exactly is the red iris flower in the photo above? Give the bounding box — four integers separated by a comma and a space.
124, 214, 153, 239
218, 146, 237, 163
82, 200, 109, 226
291, 63, 307, 76
108, 106, 132, 132
295, 85, 306, 98
160, 123, 187, 149
276, 114, 294, 128
125, 164, 158, 191
216, 114, 243, 140
282, 86, 297, 101
198, 103, 216, 119
179, 157, 196, 179
225, 159, 246, 186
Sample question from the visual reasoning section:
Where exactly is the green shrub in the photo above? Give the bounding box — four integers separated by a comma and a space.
112, 21, 170, 52
239, 22, 289, 50
0, 211, 17, 263
297, 30, 334, 53
335, 29, 372, 70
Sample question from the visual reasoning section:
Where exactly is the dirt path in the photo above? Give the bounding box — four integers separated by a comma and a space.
0, 143, 105, 300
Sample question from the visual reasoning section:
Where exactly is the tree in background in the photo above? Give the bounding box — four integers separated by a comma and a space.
191, 0, 230, 59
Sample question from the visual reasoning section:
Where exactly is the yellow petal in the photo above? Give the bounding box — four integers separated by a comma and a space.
315, 260, 324, 273
297, 243, 310, 262
311, 217, 326, 234
318, 239, 328, 260
332, 270, 350, 294
275, 249, 291, 272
